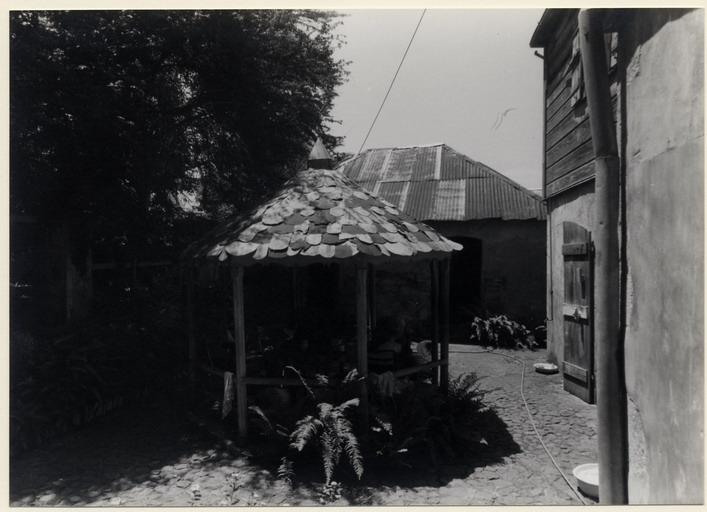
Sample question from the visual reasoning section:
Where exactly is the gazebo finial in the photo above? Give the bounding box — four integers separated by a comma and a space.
308, 136, 332, 169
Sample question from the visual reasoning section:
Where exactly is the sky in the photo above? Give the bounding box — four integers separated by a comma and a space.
328, 9, 545, 190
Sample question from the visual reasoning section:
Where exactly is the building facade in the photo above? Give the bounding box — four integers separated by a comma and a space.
339, 144, 546, 334
531, 8, 703, 503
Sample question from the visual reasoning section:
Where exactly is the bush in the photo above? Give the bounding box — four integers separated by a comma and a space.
248, 370, 494, 487
367, 372, 489, 471
469, 315, 536, 349
11, 323, 149, 453
10, 267, 186, 454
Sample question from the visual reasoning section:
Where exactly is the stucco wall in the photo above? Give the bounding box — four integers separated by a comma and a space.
428, 219, 547, 327
545, 180, 595, 365
621, 9, 704, 504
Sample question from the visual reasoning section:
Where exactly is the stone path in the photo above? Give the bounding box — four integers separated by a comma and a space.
362, 345, 598, 505
10, 345, 597, 506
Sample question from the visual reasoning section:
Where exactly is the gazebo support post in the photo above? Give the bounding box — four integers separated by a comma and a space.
430, 260, 440, 387
440, 258, 451, 393
368, 264, 377, 330
231, 265, 248, 439
292, 267, 303, 317
186, 264, 197, 400
356, 265, 369, 437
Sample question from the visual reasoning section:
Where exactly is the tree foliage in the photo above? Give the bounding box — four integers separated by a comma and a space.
10, 10, 348, 255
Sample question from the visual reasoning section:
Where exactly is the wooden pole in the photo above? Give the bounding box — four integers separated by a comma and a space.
440, 258, 451, 393
578, 9, 627, 504
232, 265, 248, 438
430, 260, 440, 387
368, 264, 377, 331
292, 267, 301, 318
186, 265, 197, 400
356, 265, 369, 436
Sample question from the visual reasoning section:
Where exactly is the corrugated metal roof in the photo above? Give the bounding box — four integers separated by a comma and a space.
377, 182, 406, 207
433, 179, 466, 220
406, 181, 438, 220
338, 144, 547, 222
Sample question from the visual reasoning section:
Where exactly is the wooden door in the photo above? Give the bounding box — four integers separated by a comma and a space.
562, 222, 595, 403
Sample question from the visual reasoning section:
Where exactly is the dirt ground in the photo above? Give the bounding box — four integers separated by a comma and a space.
10, 345, 598, 506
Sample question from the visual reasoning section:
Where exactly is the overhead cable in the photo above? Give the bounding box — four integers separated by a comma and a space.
356, 9, 426, 155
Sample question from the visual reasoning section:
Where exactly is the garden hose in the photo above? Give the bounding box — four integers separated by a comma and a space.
450, 348, 588, 505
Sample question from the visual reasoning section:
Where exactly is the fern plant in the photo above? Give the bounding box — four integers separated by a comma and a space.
277, 457, 294, 488
288, 397, 363, 484
469, 315, 536, 349
367, 373, 490, 472
448, 372, 486, 405
273, 366, 364, 486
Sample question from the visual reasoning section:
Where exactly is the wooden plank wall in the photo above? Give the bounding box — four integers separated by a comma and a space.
543, 12, 618, 198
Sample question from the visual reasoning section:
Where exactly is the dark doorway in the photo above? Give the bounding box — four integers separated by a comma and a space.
449, 237, 482, 340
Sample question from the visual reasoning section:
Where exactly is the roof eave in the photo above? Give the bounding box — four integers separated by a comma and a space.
529, 8, 578, 47
530, 8, 632, 47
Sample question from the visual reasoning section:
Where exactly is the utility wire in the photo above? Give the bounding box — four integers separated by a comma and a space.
356, 9, 426, 155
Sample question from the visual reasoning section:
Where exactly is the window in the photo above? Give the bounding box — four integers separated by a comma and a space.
568, 31, 618, 109
569, 33, 585, 107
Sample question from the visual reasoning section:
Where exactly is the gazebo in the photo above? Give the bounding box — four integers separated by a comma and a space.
183, 139, 462, 438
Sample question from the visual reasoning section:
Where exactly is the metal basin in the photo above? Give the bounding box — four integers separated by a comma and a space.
573, 463, 599, 498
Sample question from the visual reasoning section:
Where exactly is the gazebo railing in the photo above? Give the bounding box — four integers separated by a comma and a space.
189, 258, 452, 439
197, 358, 449, 385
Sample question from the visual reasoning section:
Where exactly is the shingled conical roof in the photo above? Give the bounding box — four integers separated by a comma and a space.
187, 166, 462, 265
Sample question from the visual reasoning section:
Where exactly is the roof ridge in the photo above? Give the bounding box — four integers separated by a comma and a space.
346, 143, 445, 155
335, 143, 546, 221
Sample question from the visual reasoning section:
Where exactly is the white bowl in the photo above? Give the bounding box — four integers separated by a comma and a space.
533, 362, 559, 375
573, 463, 599, 498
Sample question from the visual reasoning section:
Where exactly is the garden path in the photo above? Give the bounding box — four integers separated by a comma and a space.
362, 345, 599, 505
10, 345, 597, 506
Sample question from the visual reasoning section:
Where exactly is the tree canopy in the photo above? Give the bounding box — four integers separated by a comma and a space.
10, 10, 348, 256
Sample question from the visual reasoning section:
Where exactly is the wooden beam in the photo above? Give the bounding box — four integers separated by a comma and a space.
368, 264, 377, 330
244, 377, 329, 387
430, 260, 440, 387
440, 258, 451, 393
337, 264, 345, 323
292, 267, 303, 316
92, 260, 172, 271
187, 265, 197, 397
232, 265, 248, 438
393, 359, 448, 378
356, 265, 369, 436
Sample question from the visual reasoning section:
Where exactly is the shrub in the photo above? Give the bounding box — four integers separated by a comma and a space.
367, 372, 489, 471
10, 268, 186, 454
10, 322, 156, 453
469, 315, 536, 349
249, 369, 493, 486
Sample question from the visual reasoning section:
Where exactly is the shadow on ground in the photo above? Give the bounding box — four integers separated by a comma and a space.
11, 387, 520, 506
244, 402, 521, 498
362, 406, 520, 489
10, 394, 235, 505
